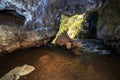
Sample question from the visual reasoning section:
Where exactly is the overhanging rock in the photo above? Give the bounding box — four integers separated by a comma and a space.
0, 0, 103, 53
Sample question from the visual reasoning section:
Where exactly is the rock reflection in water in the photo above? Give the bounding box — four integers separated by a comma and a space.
0, 46, 120, 80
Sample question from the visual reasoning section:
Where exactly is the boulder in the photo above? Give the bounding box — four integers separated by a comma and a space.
0, 64, 35, 80
55, 31, 71, 46
55, 32, 110, 55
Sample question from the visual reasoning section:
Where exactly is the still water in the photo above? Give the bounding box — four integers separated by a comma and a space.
0, 46, 120, 80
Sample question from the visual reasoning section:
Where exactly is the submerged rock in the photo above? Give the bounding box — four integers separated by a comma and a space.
0, 0, 103, 53
0, 64, 35, 80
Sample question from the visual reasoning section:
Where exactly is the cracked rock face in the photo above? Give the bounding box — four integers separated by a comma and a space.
0, 0, 103, 53
97, 0, 120, 54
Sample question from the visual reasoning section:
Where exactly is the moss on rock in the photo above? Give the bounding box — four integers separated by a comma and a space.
57, 14, 84, 39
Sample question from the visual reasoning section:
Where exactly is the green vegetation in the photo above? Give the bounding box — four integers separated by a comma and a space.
57, 14, 85, 39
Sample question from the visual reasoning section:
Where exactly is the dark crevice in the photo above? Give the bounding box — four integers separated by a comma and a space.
0, 9, 25, 26
88, 11, 99, 38
83, 11, 99, 39
0, 9, 25, 19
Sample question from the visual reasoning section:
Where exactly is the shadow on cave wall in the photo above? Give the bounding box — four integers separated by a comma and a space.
82, 11, 99, 39
0, 9, 25, 26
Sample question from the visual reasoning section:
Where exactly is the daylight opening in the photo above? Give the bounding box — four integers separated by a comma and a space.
57, 14, 85, 39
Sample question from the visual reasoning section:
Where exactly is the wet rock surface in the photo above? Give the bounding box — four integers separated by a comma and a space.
0, 0, 103, 53
55, 32, 110, 55
0, 64, 35, 80
67, 39, 110, 55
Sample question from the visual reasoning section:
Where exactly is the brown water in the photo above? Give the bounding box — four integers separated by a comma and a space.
0, 46, 120, 80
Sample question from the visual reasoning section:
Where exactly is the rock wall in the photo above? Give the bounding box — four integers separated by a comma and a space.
97, 0, 120, 53
0, 0, 103, 53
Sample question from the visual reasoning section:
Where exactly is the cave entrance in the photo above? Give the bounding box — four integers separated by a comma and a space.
56, 11, 99, 40
56, 14, 85, 39
0, 9, 25, 27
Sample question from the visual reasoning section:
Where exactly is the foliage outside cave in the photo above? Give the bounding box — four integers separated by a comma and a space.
57, 14, 85, 39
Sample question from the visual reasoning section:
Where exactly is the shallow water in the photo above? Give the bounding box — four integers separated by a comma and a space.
0, 46, 120, 80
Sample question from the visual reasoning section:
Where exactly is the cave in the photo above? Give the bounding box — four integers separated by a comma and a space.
0, 0, 120, 80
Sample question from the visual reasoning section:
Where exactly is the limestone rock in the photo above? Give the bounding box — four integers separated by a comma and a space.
97, 0, 120, 54
68, 39, 110, 55
55, 31, 71, 46
0, 25, 20, 53
0, 0, 103, 53
63, 0, 103, 16
0, 64, 35, 80
55, 32, 110, 55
